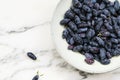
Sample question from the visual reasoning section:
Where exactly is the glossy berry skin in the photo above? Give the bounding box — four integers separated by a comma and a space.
85, 58, 94, 65
102, 31, 110, 37
60, 19, 71, 25
114, 0, 120, 11
86, 13, 92, 20
99, 48, 106, 60
68, 21, 78, 31
85, 53, 94, 59
89, 42, 99, 47
83, 5, 91, 12
62, 29, 69, 39
60, 0, 120, 65
68, 45, 74, 50
79, 33, 86, 38
65, 9, 75, 19
71, 7, 80, 15
72, 0, 79, 7
108, 7, 117, 16
32, 75, 39, 80
73, 45, 83, 52
111, 38, 118, 44
106, 52, 112, 59
102, 9, 110, 16
96, 37, 105, 47
27, 52, 37, 60
95, 20, 103, 31
78, 23, 89, 27
104, 22, 113, 32
100, 2, 106, 10
89, 47, 99, 53
77, 28, 88, 33
74, 15, 81, 25
86, 29, 95, 40
100, 59, 110, 65
73, 34, 83, 44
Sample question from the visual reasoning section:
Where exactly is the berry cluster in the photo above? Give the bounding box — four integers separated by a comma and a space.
60, 0, 120, 65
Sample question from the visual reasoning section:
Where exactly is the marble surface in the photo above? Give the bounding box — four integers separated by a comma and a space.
0, 0, 120, 80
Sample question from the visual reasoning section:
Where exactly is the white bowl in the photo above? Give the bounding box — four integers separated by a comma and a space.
51, 0, 120, 73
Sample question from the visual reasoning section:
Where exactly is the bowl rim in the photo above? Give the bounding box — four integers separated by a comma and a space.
51, 0, 120, 73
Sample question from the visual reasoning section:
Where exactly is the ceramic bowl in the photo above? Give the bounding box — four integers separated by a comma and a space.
51, 0, 120, 73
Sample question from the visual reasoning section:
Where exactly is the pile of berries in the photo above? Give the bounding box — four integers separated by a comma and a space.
60, 0, 120, 65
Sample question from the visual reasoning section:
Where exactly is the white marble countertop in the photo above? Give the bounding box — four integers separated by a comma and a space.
0, 0, 120, 80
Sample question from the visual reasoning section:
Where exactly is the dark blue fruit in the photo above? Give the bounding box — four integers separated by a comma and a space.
65, 9, 75, 19
110, 33, 117, 38
91, 0, 96, 3
94, 3, 100, 10
113, 48, 120, 56
89, 47, 99, 53
100, 14, 107, 19
79, 14, 86, 20
95, 20, 103, 31
60, 19, 71, 25
86, 29, 95, 40
114, 24, 119, 31
79, 33, 86, 38
83, 5, 91, 12
67, 28, 74, 36
60, 0, 120, 65
117, 44, 120, 48
100, 59, 110, 65
87, 21, 92, 26
114, 0, 120, 11
83, 43, 89, 52
106, 52, 112, 59
71, 7, 80, 15
93, 54, 100, 61
85, 53, 94, 59
103, 0, 110, 4
116, 30, 120, 37
102, 9, 110, 16
111, 38, 118, 44
96, 37, 105, 46
111, 17, 117, 25
78, 23, 89, 27
108, 7, 117, 15
100, 2, 106, 9
69, 38, 75, 45
27, 52, 37, 60
104, 22, 113, 32
83, 39, 89, 43
74, 15, 81, 25
86, 13, 92, 20
117, 16, 120, 24
90, 41, 99, 47
68, 45, 74, 50
73, 34, 83, 44
100, 48, 106, 60
92, 9, 99, 16
72, 0, 79, 7
77, 28, 88, 33
68, 21, 78, 31
32, 75, 39, 80
62, 29, 69, 39
73, 45, 83, 52
92, 20, 95, 26
85, 58, 94, 64
102, 31, 110, 37
76, 2, 82, 8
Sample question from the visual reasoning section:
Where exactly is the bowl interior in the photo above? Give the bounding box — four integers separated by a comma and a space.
51, 0, 120, 73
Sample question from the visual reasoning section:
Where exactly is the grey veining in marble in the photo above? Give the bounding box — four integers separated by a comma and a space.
0, 0, 120, 80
